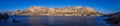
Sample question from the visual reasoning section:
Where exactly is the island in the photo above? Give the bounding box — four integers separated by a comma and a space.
9, 6, 102, 16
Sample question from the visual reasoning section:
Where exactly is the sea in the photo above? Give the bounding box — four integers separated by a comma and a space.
0, 16, 111, 26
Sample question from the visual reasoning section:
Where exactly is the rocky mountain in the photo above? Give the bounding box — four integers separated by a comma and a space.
12, 6, 102, 16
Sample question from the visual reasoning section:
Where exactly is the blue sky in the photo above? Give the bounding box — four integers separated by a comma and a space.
0, 0, 120, 14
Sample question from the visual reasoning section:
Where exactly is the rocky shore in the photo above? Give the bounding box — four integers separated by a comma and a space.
105, 12, 120, 24
0, 13, 9, 22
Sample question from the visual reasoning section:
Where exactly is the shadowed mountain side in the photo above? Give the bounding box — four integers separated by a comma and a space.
105, 12, 120, 24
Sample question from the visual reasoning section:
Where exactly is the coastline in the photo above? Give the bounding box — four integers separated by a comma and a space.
10, 14, 102, 17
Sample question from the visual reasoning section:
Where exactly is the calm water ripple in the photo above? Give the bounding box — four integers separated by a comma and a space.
0, 16, 110, 26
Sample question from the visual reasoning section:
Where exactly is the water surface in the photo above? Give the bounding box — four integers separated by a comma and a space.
0, 16, 110, 26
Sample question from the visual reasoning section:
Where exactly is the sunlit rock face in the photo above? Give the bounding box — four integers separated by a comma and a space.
27, 6, 47, 15
13, 6, 102, 16
85, 7, 96, 12
81, 7, 102, 16
28, 6, 47, 13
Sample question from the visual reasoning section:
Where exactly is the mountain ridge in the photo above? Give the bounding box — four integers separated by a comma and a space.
11, 6, 102, 16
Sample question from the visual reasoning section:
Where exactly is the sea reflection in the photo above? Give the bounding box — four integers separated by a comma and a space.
0, 17, 9, 23
0, 16, 110, 26
28, 16, 109, 26
28, 16, 46, 26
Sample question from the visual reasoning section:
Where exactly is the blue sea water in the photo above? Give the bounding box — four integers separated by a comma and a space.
0, 16, 110, 26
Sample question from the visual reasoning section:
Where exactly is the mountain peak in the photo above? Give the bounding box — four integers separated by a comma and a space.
85, 7, 96, 12
29, 6, 44, 9
75, 6, 82, 8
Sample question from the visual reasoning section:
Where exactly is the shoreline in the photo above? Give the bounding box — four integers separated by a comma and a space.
10, 15, 102, 16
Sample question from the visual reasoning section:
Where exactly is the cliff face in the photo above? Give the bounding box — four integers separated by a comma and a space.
12, 6, 102, 16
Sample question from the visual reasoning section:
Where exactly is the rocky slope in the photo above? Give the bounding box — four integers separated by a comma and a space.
12, 6, 102, 16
